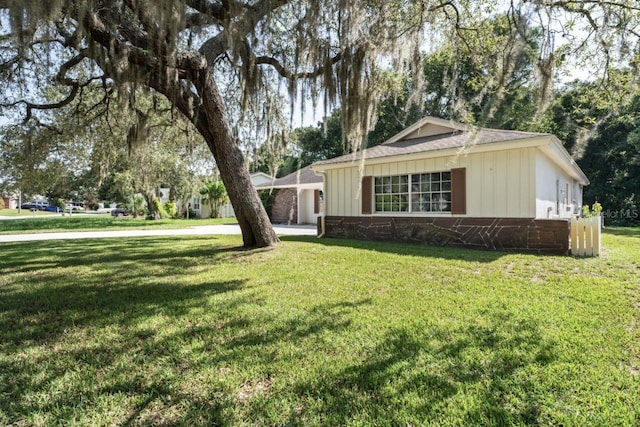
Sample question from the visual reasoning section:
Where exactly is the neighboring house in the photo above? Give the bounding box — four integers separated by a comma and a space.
188, 172, 275, 219
255, 165, 324, 225
250, 172, 277, 187
2, 194, 18, 209
310, 116, 589, 254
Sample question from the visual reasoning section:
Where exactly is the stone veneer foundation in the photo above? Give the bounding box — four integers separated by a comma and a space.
320, 216, 570, 255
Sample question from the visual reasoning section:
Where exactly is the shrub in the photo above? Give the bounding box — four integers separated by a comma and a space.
150, 197, 169, 220
53, 198, 66, 211
128, 194, 147, 218
582, 202, 603, 218
164, 201, 178, 218
85, 199, 100, 211
258, 189, 276, 219
0, 198, 5, 210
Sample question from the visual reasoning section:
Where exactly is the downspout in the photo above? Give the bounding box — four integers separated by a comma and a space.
313, 169, 327, 238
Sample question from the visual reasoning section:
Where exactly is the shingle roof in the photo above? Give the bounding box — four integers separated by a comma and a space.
312, 127, 549, 167
255, 165, 323, 189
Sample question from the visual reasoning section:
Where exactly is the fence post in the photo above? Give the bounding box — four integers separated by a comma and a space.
592, 216, 601, 256
571, 217, 579, 255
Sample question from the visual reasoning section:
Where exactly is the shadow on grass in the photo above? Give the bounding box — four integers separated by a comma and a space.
0, 238, 248, 422
0, 236, 557, 424
0, 215, 236, 234
285, 310, 556, 425
0, 236, 258, 277
0, 237, 367, 423
280, 235, 507, 263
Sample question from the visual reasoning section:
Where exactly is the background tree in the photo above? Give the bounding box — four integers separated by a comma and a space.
1, 85, 209, 217
0, 121, 86, 202
264, 12, 544, 174
534, 70, 640, 223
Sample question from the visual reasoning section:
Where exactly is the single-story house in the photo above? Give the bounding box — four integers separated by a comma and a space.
208, 172, 274, 218
310, 116, 589, 254
158, 172, 276, 219
249, 172, 278, 187
255, 165, 324, 225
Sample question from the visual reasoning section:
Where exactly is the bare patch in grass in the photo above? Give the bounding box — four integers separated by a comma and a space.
237, 378, 271, 404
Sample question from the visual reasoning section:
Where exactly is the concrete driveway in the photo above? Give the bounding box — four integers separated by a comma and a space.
0, 224, 317, 243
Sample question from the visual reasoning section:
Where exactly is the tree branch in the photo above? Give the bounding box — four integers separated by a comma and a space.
255, 52, 343, 79
0, 52, 87, 125
185, 0, 226, 20
544, 0, 640, 12
198, 0, 293, 63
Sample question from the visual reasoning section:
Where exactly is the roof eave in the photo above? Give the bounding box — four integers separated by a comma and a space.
255, 182, 323, 190
544, 137, 590, 185
311, 135, 551, 171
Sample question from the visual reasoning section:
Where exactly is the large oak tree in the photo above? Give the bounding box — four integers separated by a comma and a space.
1, 0, 638, 246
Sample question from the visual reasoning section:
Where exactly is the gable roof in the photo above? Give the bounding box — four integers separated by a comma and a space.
255, 165, 323, 189
250, 172, 275, 186
311, 116, 589, 185
313, 117, 548, 167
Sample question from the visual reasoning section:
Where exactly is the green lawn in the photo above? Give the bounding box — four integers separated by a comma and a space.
0, 215, 237, 234
0, 209, 60, 218
0, 229, 638, 425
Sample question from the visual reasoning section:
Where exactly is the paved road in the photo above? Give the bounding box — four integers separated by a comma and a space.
0, 224, 317, 243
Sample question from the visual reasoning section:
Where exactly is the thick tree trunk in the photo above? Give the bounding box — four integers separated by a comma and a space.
142, 64, 279, 246
193, 71, 279, 247
145, 191, 160, 220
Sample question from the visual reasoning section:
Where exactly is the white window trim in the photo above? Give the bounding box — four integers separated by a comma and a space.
192, 196, 201, 211
373, 171, 453, 215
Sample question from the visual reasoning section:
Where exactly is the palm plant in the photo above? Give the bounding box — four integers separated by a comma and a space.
199, 179, 228, 218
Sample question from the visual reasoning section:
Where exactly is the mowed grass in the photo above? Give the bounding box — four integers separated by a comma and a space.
0, 229, 639, 425
0, 209, 60, 218
0, 215, 237, 234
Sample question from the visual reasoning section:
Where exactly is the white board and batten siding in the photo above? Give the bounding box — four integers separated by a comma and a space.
535, 151, 581, 219
298, 189, 317, 224
324, 147, 538, 218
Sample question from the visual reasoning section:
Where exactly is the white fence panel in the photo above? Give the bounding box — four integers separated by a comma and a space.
570, 216, 601, 257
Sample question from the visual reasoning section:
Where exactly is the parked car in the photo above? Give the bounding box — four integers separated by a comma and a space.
65, 203, 84, 212
111, 208, 130, 217
44, 205, 63, 212
20, 201, 49, 210
20, 202, 38, 210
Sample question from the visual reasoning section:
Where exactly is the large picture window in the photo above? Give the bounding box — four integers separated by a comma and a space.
374, 172, 451, 213
374, 175, 409, 212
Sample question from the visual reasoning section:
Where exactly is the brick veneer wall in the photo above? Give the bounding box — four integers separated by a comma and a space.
271, 188, 298, 224
321, 216, 570, 255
